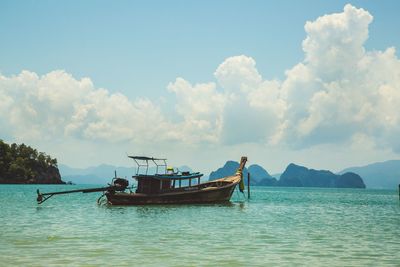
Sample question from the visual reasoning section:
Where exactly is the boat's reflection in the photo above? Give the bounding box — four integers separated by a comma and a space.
100, 201, 245, 215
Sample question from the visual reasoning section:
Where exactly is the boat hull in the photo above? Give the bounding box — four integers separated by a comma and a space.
105, 181, 238, 205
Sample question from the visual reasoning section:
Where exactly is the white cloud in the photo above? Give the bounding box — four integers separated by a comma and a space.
209, 4, 400, 153
0, 70, 171, 143
212, 55, 287, 145
214, 55, 262, 92
277, 4, 400, 151
167, 77, 227, 143
1, 4, 400, 158
302, 4, 373, 81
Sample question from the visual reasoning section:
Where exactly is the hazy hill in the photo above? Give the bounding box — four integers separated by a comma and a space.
248, 164, 278, 186
208, 160, 246, 179
209, 161, 365, 188
340, 160, 400, 189
60, 159, 400, 188
208, 161, 277, 186
279, 163, 365, 188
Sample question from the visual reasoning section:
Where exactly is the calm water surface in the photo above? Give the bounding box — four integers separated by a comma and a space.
0, 185, 399, 266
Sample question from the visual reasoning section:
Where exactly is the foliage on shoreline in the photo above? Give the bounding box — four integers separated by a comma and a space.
0, 140, 62, 183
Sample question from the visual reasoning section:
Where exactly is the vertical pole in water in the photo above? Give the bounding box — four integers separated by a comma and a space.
247, 172, 250, 199
398, 184, 400, 201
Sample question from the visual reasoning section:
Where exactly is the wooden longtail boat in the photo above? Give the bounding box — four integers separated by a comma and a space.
106, 156, 247, 205
36, 156, 247, 205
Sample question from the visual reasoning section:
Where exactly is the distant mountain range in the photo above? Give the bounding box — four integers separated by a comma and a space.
60, 159, 400, 189
339, 160, 400, 189
209, 161, 365, 188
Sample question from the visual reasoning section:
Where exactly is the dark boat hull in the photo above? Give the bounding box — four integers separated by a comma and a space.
105, 182, 238, 205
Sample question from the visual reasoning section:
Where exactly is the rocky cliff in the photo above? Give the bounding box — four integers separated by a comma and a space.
339, 160, 400, 189
209, 161, 277, 186
0, 165, 64, 184
0, 140, 64, 184
278, 163, 365, 188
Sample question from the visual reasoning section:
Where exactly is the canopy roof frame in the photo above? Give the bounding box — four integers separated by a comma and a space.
128, 156, 167, 175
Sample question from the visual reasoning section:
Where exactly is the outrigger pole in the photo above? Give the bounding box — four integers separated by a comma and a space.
36, 187, 108, 204
36, 177, 129, 204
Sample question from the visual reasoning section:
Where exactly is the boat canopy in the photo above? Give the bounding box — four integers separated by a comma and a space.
128, 155, 203, 180
128, 155, 167, 175
128, 156, 167, 161
134, 172, 203, 180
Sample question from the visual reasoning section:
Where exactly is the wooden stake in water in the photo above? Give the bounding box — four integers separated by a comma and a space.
247, 172, 250, 199
398, 184, 400, 201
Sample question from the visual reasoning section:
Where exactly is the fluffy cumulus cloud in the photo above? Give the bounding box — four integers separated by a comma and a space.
0, 70, 171, 143
213, 55, 286, 144
1, 4, 400, 154
214, 56, 262, 92
280, 4, 400, 151
182, 3, 400, 152
167, 78, 226, 143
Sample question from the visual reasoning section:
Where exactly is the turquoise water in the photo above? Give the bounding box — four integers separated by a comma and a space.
0, 185, 399, 266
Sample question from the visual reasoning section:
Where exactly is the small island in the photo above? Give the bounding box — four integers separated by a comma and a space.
0, 140, 64, 184
278, 163, 366, 188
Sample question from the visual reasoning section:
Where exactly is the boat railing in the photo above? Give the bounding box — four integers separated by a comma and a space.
157, 179, 230, 194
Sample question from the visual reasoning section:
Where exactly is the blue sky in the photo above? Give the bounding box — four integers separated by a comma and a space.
1, 1, 400, 173
2, 0, 399, 98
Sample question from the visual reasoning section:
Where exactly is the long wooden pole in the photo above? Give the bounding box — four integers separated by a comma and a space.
247, 172, 250, 199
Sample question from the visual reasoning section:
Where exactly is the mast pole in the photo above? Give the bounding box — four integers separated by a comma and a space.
247, 172, 250, 199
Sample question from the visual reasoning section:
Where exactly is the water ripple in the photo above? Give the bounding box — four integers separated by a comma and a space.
0, 185, 399, 266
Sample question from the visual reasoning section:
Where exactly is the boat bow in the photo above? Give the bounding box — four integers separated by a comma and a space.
213, 156, 248, 191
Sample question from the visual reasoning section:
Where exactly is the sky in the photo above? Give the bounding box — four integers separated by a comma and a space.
1, 1, 400, 174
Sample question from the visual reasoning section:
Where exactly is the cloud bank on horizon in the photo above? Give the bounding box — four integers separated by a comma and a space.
1, 4, 400, 155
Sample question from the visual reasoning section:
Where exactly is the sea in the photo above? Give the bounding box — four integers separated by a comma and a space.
0, 185, 399, 266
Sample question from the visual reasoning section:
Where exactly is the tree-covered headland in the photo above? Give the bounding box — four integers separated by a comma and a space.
0, 140, 64, 184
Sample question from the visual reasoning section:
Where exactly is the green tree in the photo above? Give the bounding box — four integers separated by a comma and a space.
0, 140, 59, 182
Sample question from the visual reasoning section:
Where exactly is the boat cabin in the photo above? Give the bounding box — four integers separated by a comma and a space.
129, 156, 203, 194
